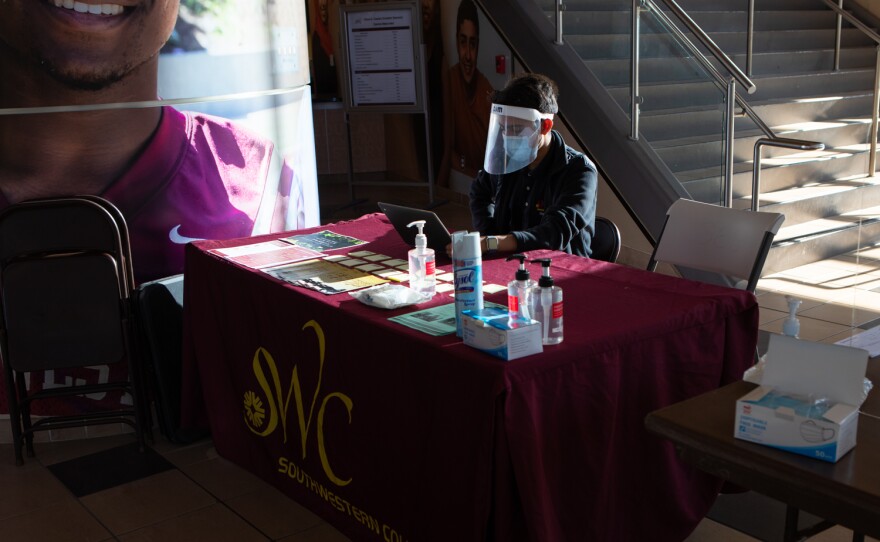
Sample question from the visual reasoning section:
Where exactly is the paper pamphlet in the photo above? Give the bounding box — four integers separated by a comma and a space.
389, 302, 504, 336
283, 231, 367, 251
210, 240, 323, 269
264, 258, 386, 294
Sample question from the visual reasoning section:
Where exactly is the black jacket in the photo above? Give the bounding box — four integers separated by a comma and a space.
469, 130, 598, 257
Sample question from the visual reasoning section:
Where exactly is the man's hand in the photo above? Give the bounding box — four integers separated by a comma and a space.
447, 235, 515, 258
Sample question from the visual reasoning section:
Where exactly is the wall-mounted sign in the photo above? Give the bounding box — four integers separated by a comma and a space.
339, 2, 424, 113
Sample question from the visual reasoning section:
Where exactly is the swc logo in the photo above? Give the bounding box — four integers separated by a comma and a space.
242, 320, 353, 487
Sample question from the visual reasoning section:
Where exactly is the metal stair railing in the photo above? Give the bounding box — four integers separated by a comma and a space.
748, 0, 880, 178
553, 0, 824, 210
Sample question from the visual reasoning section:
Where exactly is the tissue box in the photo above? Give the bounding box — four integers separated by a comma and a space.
733, 334, 869, 463
735, 387, 859, 462
461, 307, 542, 361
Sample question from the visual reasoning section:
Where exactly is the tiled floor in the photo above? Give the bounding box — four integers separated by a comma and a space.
1, 180, 877, 542
0, 434, 351, 542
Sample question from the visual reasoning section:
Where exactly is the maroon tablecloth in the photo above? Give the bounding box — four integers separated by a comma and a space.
181, 213, 758, 542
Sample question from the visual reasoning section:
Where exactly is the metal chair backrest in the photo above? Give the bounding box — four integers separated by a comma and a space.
2, 252, 125, 371
0, 196, 131, 294
647, 198, 785, 293
592, 216, 622, 263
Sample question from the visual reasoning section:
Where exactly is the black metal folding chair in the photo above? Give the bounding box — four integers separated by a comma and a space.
0, 196, 146, 465
592, 216, 622, 263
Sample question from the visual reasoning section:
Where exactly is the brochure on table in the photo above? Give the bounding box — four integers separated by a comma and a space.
282, 230, 367, 251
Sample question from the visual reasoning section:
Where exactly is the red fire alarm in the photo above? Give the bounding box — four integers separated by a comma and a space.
495, 55, 506, 75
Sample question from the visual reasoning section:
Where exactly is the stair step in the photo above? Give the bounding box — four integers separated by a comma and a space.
636, 89, 873, 141
537, 0, 823, 11
765, 209, 880, 275
680, 149, 870, 203
747, 177, 880, 226
586, 47, 876, 86
557, 10, 841, 35
608, 68, 875, 112
652, 121, 869, 173
775, 202, 880, 241
569, 28, 874, 60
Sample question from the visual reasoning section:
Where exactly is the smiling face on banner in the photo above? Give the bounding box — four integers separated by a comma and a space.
0, 0, 179, 94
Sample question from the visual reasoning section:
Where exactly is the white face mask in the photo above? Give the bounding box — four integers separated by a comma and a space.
483, 104, 553, 175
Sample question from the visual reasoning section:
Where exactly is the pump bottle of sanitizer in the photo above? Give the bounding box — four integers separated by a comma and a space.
505, 254, 535, 320
529, 258, 563, 345
407, 220, 436, 297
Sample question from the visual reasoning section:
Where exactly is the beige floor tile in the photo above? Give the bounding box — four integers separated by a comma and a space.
0, 499, 111, 542
684, 518, 758, 541
158, 438, 218, 468
768, 260, 870, 283
821, 273, 880, 291
846, 289, 880, 313
80, 469, 215, 536
177, 454, 272, 502
761, 317, 853, 342
799, 302, 880, 327
0, 443, 42, 471
820, 327, 866, 345
759, 307, 788, 326
225, 485, 324, 540
806, 524, 879, 541
758, 292, 825, 314
117, 503, 268, 542
757, 277, 853, 305
0, 464, 72, 520
277, 523, 353, 542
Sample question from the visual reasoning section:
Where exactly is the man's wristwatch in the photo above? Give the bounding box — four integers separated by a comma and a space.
486, 236, 499, 254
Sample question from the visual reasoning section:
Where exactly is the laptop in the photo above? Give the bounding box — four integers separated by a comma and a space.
378, 202, 453, 252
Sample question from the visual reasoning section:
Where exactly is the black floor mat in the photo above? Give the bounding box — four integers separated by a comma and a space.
47, 442, 174, 497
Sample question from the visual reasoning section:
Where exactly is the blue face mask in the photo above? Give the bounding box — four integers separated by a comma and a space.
502, 134, 539, 173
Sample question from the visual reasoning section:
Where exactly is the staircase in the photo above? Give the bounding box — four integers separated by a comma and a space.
535, 0, 880, 274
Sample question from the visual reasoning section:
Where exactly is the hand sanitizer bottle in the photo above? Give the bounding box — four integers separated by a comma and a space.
783, 295, 802, 338
407, 220, 436, 297
505, 254, 535, 320
530, 258, 563, 345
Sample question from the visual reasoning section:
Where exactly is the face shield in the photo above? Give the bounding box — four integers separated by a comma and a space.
483, 104, 553, 175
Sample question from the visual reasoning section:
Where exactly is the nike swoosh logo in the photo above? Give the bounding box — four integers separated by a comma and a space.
169, 225, 205, 244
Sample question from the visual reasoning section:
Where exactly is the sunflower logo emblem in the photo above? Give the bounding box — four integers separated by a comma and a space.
243, 390, 266, 428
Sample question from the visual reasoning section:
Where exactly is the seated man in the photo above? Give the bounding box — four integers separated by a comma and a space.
468, 73, 597, 257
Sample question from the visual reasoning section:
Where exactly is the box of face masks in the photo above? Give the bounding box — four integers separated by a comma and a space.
734, 334, 869, 463
461, 307, 542, 361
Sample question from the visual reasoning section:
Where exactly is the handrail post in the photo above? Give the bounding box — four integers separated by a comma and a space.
871, 45, 880, 175
747, 0, 754, 77
834, 0, 843, 71
630, 0, 641, 140
555, 0, 564, 45
724, 78, 736, 208
752, 138, 825, 211
752, 139, 767, 211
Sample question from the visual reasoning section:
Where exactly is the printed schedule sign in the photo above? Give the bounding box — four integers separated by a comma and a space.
340, 3, 423, 112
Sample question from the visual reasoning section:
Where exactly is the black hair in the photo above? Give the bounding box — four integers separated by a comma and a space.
456, 0, 479, 35
491, 73, 559, 115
